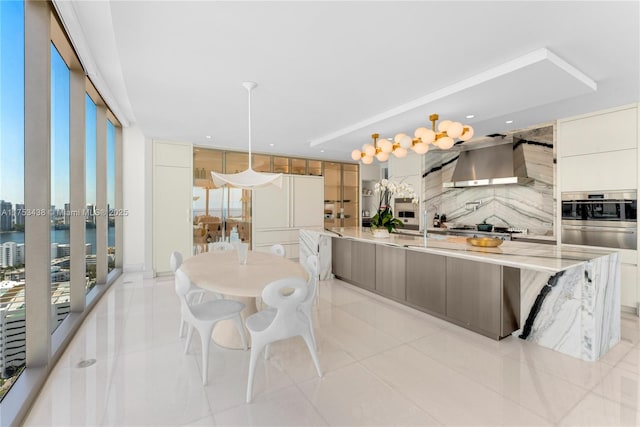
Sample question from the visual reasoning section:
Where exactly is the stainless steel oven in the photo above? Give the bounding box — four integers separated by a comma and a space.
561, 191, 637, 249
394, 198, 419, 230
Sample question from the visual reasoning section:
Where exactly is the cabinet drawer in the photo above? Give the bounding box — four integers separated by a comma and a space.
253, 229, 300, 245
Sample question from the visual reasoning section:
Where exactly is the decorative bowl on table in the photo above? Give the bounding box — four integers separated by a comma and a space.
466, 237, 504, 247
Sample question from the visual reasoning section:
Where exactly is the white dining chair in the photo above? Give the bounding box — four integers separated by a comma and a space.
175, 269, 248, 385
208, 242, 235, 252
301, 255, 319, 349
245, 277, 322, 403
171, 251, 208, 338
269, 244, 286, 257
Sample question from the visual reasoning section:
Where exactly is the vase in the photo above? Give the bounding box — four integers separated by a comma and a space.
371, 227, 390, 238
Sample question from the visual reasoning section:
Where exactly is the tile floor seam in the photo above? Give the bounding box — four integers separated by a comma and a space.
289, 380, 332, 427
501, 343, 615, 391
403, 339, 580, 425
355, 353, 448, 426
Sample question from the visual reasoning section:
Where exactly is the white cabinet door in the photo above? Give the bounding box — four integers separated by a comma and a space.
558, 106, 638, 157
252, 176, 291, 229
621, 263, 638, 309
153, 164, 192, 274
293, 176, 324, 228
559, 149, 637, 192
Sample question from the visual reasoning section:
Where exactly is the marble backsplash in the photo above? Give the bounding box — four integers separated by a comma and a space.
423, 125, 556, 236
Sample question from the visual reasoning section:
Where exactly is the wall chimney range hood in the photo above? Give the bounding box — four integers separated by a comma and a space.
442, 143, 533, 188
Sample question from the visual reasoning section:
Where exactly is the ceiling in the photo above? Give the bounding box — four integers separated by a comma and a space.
55, 1, 640, 162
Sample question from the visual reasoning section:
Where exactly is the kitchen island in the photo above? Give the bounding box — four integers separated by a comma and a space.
326, 227, 620, 362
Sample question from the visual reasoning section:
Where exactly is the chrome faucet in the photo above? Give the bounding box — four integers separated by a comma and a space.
423, 208, 428, 247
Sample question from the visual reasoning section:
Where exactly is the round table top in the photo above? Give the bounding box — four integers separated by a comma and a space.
180, 250, 308, 298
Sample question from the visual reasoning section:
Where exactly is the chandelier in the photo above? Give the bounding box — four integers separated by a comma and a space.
351, 114, 474, 163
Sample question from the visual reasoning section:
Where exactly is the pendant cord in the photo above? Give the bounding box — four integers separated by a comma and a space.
247, 85, 253, 170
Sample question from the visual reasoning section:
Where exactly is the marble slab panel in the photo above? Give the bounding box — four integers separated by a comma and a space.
518, 253, 620, 361
299, 229, 333, 280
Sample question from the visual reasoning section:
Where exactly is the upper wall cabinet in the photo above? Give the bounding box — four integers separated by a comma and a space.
558, 104, 639, 192
558, 104, 638, 157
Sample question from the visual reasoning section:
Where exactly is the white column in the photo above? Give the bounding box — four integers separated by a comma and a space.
96, 106, 108, 283
69, 69, 86, 312
24, 0, 51, 367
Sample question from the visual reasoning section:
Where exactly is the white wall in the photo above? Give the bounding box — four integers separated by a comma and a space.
122, 126, 146, 271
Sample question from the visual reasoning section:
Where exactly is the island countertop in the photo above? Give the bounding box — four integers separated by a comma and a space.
325, 227, 616, 274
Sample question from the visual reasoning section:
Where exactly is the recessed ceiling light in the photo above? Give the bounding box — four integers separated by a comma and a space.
205, 135, 212, 139
320, 149, 325, 153
466, 114, 475, 119
505, 120, 513, 124
269, 143, 274, 147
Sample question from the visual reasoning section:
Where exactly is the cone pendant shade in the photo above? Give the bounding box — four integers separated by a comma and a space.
209, 82, 282, 189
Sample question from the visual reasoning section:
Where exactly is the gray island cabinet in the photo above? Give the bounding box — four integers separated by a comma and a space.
333, 237, 519, 340
327, 227, 620, 361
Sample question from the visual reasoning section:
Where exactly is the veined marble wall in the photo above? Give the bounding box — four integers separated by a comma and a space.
423, 125, 556, 236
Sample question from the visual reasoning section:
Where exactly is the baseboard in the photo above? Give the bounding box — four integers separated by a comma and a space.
123, 263, 144, 272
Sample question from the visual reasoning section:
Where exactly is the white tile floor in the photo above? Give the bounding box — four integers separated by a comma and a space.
23, 272, 640, 426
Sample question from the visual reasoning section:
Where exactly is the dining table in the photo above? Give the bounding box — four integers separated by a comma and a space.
180, 249, 308, 349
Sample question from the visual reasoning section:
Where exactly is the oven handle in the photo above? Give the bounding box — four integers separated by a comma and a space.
561, 225, 637, 234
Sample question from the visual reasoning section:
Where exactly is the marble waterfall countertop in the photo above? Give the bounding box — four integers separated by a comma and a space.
326, 227, 616, 274
324, 226, 620, 362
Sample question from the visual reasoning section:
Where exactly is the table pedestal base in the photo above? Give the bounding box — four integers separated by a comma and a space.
212, 296, 257, 349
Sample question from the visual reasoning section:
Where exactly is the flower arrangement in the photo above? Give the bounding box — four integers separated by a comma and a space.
371, 179, 418, 233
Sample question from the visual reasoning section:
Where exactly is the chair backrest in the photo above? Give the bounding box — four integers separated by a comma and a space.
174, 268, 192, 300
302, 255, 318, 308
270, 244, 286, 257
209, 242, 234, 252
261, 277, 308, 339
170, 251, 183, 273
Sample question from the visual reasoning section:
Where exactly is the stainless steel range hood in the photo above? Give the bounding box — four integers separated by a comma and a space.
442, 143, 533, 188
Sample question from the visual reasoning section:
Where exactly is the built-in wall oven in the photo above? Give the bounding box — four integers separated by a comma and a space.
561, 191, 637, 249
394, 198, 419, 230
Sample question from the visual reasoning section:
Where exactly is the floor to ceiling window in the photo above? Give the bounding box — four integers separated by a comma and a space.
0, 0, 25, 401
0, 3, 123, 421
50, 43, 71, 332
85, 95, 97, 291
107, 120, 116, 272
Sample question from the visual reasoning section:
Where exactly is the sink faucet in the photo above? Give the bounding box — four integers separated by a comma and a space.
423, 208, 428, 247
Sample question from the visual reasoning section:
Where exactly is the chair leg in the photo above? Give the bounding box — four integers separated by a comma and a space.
184, 324, 194, 355
302, 332, 322, 378
232, 314, 248, 351
307, 315, 318, 351
246, 341, 264, 403
200, 325, 214, 386
179, 316, 187, 338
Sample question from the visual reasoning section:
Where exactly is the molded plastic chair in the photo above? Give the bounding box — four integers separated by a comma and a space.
171, 251, 207, 338
269, 244, 286, 257
260, 255, 319, 348
175, 269, 247, 385
301, 255, 319, 348
245, 277, 322, 402
208, 242, 235, 252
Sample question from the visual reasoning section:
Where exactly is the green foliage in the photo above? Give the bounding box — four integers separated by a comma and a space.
371, 207, 403, 233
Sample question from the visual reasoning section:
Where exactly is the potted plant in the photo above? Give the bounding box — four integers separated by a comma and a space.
370, 179, 418, 237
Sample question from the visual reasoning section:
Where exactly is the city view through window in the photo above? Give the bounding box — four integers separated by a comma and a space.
0, 2, 117, 400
